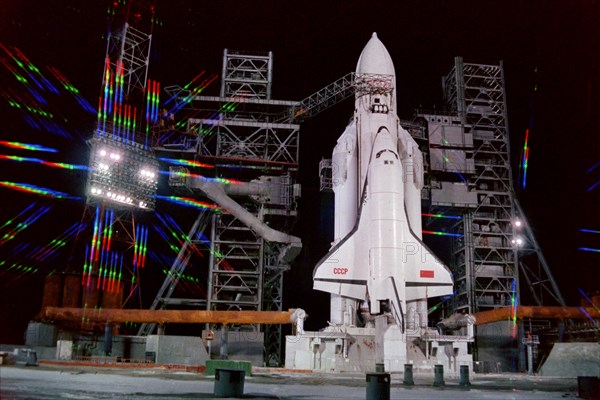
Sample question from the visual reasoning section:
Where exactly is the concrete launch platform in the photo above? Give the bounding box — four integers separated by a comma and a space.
1, 363, 580, 399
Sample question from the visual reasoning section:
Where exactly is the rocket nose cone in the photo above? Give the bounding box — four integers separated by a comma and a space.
356, 32, 395, 76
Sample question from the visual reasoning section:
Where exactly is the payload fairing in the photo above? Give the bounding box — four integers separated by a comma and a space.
313, 33, 453, 329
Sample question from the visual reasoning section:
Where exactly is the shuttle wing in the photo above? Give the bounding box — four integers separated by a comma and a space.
313, 211, 369, 301
403, 227, 454, 301
313, 202, 454, 304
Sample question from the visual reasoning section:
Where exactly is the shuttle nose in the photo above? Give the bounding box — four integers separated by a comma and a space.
355, 33, 397, 113
355, 32, 396, 77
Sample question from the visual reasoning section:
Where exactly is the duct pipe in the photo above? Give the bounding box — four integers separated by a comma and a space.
39, 307, 304, 325
473, 306, 600, 326
187, 178, 301, 263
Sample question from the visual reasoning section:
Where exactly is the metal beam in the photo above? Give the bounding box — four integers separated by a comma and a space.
40, 307, 299, 325
513, 197, 566, 306
473, 306, 600, 325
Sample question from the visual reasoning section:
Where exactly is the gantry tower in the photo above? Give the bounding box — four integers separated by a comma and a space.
419, 57, 564, 314
416, 57, 564, 368
150, 49, 301, 366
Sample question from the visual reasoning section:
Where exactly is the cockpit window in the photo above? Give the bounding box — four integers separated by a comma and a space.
376, 149, 399, 159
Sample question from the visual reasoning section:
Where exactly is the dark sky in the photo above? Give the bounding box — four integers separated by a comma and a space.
1, 0, 598, 340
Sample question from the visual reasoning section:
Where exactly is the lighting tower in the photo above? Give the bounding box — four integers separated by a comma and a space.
81, 0, 158, 316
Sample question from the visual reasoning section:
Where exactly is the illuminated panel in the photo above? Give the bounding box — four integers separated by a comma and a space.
86, 134, 158, 210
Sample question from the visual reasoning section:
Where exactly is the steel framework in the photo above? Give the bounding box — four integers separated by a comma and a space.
104, 23, 152, 98
283, 72, 356, 122
422, 58, 521, 314
152, 49, 300, 366
422, 57, 564, 315
221, 49, 273, 99
78, 12, 157, 318
137, 210, 211, 336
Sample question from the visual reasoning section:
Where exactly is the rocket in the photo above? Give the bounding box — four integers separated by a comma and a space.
313, 33, 453, 330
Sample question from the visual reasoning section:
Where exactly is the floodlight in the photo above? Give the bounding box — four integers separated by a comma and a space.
86, 132, 158, 210
511, 236, 524, 247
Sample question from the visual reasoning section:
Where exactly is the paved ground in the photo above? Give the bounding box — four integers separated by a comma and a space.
0, 364, 579, 399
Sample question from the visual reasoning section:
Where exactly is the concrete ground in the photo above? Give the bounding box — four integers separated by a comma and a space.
0, 364, 580, 399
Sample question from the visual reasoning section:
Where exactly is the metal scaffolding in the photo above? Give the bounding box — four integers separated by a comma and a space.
152, 49, 300, 366
74, 0, 159, 327
421, 58, 521, 314
104, 23, 152, 97
418, 57, 564, 319
221, 49, 273, 99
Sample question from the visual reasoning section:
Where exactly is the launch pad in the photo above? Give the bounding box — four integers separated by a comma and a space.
12, 2, 596, 379
285, 324, 474, 374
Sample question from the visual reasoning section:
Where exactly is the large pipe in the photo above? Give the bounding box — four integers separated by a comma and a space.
473, 306, 600, 326
187, 177, 302, 264
186, 178, 301, 246
39, 307, 303, 325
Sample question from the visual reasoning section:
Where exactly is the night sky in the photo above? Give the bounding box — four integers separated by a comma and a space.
1, 0, 598, 343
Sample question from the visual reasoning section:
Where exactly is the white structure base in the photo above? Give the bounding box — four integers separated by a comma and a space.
285, 325, 473, 375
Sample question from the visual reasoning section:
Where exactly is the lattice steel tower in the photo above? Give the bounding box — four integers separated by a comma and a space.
419, 57, 563, 316
82, 0, 158, 317
151, 49, 301, 366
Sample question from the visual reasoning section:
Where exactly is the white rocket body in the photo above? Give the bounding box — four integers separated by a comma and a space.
314, 33, 453, 330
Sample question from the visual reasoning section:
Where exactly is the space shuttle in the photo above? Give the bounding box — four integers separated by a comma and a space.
313, 33, 453, 330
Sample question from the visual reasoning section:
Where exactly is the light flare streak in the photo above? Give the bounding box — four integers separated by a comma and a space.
580, 228, 600, 234
158, 157, 214, 169
0, 141, 58, 153
0, 181, 80, 200
164, 169, 244, 186
155, 195, 221, 211
519, 128, 530, 189
0, 154, 89, 171
422, 230, 462, 237
422, 213, 461, 220
510, 279, 518, 339
578, 247, 600, 253
0, 204, 51, 246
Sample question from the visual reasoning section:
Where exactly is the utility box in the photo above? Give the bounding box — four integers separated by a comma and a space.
203, 329, 264, 366
214, 368, 245, 398
25, 322, 57, 347
56, 340, 73, 360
